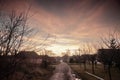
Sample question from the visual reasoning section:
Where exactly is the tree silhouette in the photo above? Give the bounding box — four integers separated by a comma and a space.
0, 10, 32, 80
98, 31, 120, 80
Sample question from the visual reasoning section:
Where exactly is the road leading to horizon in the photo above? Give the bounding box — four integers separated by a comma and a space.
50, 61, 75, 80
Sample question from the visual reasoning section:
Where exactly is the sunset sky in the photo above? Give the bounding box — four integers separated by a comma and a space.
0, 0, 120, 56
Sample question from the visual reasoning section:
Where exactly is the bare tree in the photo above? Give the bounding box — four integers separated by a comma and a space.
0, 11, 30, 55
88, 54, 97, 74
98, 31, 120, 80
0, 9, 34, 79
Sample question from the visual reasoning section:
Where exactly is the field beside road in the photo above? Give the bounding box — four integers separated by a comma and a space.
69, 63, 120, 80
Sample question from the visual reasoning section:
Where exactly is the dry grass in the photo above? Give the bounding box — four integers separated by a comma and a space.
70, 63, 120, 80
8, 63, 54, 80
70, 64, 98, 80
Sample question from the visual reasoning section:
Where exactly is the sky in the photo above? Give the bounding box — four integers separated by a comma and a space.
0, 0, 120, 56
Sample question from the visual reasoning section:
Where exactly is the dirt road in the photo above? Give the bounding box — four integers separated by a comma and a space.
50, 61, 75, 80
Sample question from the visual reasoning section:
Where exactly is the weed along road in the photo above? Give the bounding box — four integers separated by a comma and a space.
50, 61, 81, 80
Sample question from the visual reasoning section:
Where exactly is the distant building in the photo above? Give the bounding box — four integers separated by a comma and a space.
62, 54, 70, 63
54, 56, 62, 62
98, 49, 120, 58
0, 51, 56, 65
97, 49, 120, 64
16, 51, 42, 64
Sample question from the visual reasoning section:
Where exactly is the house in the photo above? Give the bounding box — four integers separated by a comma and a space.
0, 50, 56, 65
98, 49, 120, 58
97, 49, 120, 65
16, 51, 42, 64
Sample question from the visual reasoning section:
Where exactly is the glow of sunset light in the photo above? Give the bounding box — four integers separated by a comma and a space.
46, 44, 79, 56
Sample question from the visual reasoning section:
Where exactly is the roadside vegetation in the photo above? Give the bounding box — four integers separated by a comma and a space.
70, 63, 120, 80
6, 62, 54, 80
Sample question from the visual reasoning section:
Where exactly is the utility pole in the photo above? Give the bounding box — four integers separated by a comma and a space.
78, 48, 81, 56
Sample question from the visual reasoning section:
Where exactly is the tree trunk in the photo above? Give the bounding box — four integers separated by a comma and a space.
108, 64, 112, 80
84, 62, 86, 71
92, 61, 95, 74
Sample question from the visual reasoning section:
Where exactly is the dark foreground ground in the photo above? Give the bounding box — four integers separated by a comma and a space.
0, 62, 54, 80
